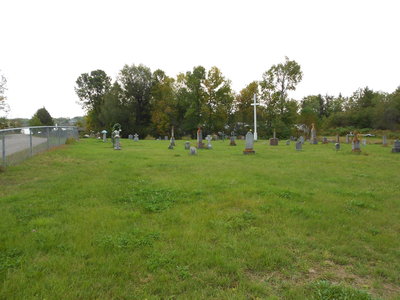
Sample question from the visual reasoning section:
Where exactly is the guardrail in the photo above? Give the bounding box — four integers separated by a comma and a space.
0, 126, 79, 167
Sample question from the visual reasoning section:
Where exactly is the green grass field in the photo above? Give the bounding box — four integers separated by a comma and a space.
1, 139, 399, 299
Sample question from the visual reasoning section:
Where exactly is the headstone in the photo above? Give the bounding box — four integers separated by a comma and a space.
269, 129, 279, 146
164, 136, 168, 141
322, 137, 328, 144
243, 131, 255, 154
362, 139, 367, 146
168, 143, 174, 150
382, 136, 387, 147
310, 123, 318, 144
114, 132, 121, 150
335, 143, 340, 151
296, 141, 302, 151
134, 133, 139, 142
298, 136, 305, 144
189, 146, 197, 155
229, 135, 236, 146
197, 127, 204, 149
346, 134, 350, 144
352, 132, 361, 152
392, 140, 400, 153
170, 126, 175, 146
206, 135, 212, 149
336, 134, 340, 144
184, 141, 190, 150
286, 140, 290, 145
128, 134, 133, 140
101, 130, 107, 142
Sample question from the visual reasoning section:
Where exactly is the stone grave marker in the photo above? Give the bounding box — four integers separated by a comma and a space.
346, 134, 350, 144
322, 137, 328, 144
197, 127, 205, 149
362, 138, 367, 146
206, 135, 212, 149
128, 134, 133, 140
296, 141, 302, 151
310, 123, 318, 144
382, 136, 387, 147
134, 133, 139, 142
352, 132, 361, 152
189, 146, 197, 155
184, 141, 190, 150
101, 130, 107, 142
243, 130, 255, 154
286, 140, 290, 145
114, 131, 121, 150
335, 143, 340, 151
269, 129, 279, 146
392, 140, 400, 153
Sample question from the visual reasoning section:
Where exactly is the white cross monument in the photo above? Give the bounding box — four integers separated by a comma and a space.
251, 93, 259, 141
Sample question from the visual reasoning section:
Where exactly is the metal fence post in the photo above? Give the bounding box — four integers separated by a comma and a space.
47, 127, 50, 149
58, 127, 61, 145
2, 133, 5, 167
29, 128, 33, 156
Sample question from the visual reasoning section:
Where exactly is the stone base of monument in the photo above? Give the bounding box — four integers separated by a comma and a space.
269, 138, 279, 146
168, 144, 174, 149
311, 138, 318, 144
243, 148, 255, 155
197, 142, 205, 149
352, 141, 361, 152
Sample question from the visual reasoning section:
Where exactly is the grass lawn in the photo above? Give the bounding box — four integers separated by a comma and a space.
0, 138, 399, 299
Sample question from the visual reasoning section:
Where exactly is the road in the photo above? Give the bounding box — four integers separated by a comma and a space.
0, 134, 47, 156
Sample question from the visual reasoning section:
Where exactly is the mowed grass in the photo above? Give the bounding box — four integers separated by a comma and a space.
0, 138, 399, 299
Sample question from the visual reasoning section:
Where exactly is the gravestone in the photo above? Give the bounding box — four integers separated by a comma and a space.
168, 143, 174, 150
382, 136, 387, 147
229, 135, 236, 146
164, 136, 168, 141
170, 126, 176, 146
184, 141, 190, 150
243, 131, 255, 154
101, 130, 107, 142
298, 136, 305, 144
346, 134, 350, 144
114, 131, 121, 150
362, 139, 367, 146
352, 132, 361, 152
128, 134, 133, 140
286, 140, 290, 145
134, 133, 139, 142
310, 123, 318, 144
197, 127, 205, 149
189, 146, 197, 155
322, 137, 328, 144
269, 129, 279, 146
392, 140, 400, 153
335, 143, 340, 151
336, 134, 340, 144
206, 135, 212, 149
296, 141, 302, 151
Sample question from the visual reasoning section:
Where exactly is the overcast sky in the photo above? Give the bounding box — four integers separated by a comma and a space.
1, 0, 399, 119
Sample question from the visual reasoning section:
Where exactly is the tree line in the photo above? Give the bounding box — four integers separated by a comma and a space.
75, 57, 400, 139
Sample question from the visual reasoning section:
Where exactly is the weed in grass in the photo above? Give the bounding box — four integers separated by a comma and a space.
95, 231, 160, 250
0, 249, 23, 272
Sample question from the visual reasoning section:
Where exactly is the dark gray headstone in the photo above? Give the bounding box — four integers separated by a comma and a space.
335, 143, 340, 151
392, 140, 400, 153
296, 141, 302, 151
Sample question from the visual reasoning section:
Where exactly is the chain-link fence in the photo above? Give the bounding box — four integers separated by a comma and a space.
0, 126, 79, 167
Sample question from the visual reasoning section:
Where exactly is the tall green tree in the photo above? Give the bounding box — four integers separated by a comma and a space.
75, 70, 112, 130
234, 81, 259, 134
0, 71, 9, 128
150, 69, 176, 137
259, 57, 303, 129
203, 67, 234, 134
29, 107, 54, 126
118, 64, 153, 137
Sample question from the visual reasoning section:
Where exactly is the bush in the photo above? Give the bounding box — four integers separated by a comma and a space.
65, 137, 76, 145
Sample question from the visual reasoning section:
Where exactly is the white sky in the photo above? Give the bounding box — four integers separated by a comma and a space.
1, 0, 399, 118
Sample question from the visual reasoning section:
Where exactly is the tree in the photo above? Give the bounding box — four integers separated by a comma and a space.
118, 64, 153, 137
203, 67, 234, 134
29, 107, 54, 126
150, 69, 177, 137
234, 81, 259, 134
260, 57, 303, 128
75, 70, 112, 130
0, 71, 10, 123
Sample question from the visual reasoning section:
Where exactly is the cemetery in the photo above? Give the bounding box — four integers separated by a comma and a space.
0, 134, 399, 299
